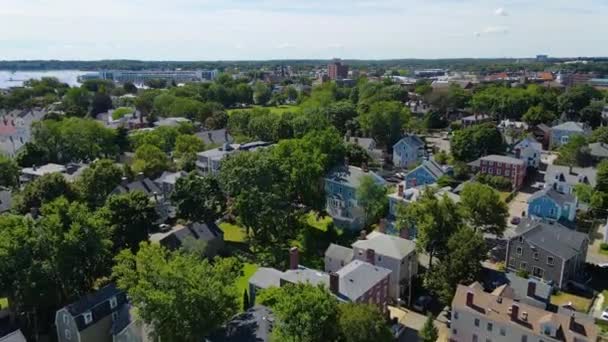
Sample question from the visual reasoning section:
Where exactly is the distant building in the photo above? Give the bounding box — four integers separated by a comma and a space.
561, 72, 596, 87
0, 109, 46, 157
111, 175, 172, 224
469, 155, 527, 189
588, 142, 608, 162
392, 134, 426, 169
536, 54, 549, 62
328, 59, 349, 80
550, 121, 589, 148
153, 117, 191, 128
20, 163, 86, 184
544, 165, 596, 194
195, 128, 234, 146
589, 78, 608, 90
527, 187, 577, 222
414, 69, 446, 78
195, 141, 272, 175
403, 159, 450, 188
461, 114, 491, 127
154, 171, 187, 196
81, 69, 218, 84
345, 136, 384, 163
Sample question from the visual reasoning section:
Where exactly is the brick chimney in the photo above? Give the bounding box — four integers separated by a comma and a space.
358, 230, 367, 240
289, 247, 299, 270
527, 281, 536, 298
400, 227, 409, 239
366, 249, 375, 265
329, 272, 339, 294
515, 148, 521, 159
511, 304, 519, 321
466, 291, 474, 307
398, 183, 404, 197
378, 219, 386, 233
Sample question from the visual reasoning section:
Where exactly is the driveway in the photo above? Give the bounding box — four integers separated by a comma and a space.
506, 191, 531, 236
587, 223, 608, 266
426, 133, 450, 154
389, 305, 449, 342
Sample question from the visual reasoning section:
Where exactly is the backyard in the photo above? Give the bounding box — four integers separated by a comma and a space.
551, 291, 593, 312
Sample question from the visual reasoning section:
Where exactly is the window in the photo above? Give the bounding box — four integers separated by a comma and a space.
521, 336, 527, 342
474, 318, 480, 327
487, 322, 493, 331
452, 329, 458, 335
516, 247, 523, 255
497, 169, 502, 175
83, 311, 93, 325
488, 168, 494, 174
473, 335, 478, 342
112, 311, 118, 322
520, 262, 527, 270
533, 252, 539, 260
533, 266, 544, 278
453, 311, 459, 320
544, 326, 551, 335
63, 314, 69, 325
64, 329, 71, 340
518, 236, 523, 243
500, 327, 506, 336
109, 296, 118, 309
505, 170, 511, 176
547, 256, 554, 266
482, 167, 487, 173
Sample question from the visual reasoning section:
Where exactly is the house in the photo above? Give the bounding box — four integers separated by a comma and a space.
324, 165, 387, 231
0, 309, 26, 342
404, 158, 449, 188
111, 176, 172, 223
495, 273, 552, 309
532, 123, 551, 150
196, 141, 272, 175
150, 222, 224, 258
470, 155, 527, 189
153, 117, 191, 128
19, 162, 87, 184
0, 109, 46, 157
513, 137, 542, 169
249, 247, 391, 313
505, 219, 588, 288
450, 282, 597, 342
550, 121, 589, 148
206, 305, 274, 342
544, 165, 596, 195
195, 128, 234, 147
0, 189, 11, 214
392, 135, 425, 169
346, 136, 384, 162
588, 142, 608, 162
527, 187, 577, 222
154, 171, 186, 195
0, 330, 26, 342
55, 284, 136, 342
461, 114, 491, 127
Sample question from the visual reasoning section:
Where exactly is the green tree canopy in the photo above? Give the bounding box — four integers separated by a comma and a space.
356, 175, 388, 226
14, 173, 76, 214
76, 159, 124, 208
337, 303, 393, 342
460, 182, 508, 236
522, 105, 556, 126
451, 123, 504, 162
132, 144, 170, 178
358, 100, 410, 148
419, 314, 439, 342
172, 173, 226, 223
0, 155, 19, 188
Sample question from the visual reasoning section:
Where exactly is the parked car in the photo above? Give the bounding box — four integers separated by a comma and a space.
413, 295, 432, 313
510, 216, 521, 225
602, 309, 608, 320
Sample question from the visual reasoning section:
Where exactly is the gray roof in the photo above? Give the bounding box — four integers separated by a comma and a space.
249, 268, 283, 289
281, 267, 329, 287
0, 190, 11, 213
352, 231, 416, 260
480, 154, 525, 165
462, 114, 490, 121
552, 121, 586, 132
588, 142, 608, 158
346, 137, 375, 150
512, 219, 588, 260
528, 187, 576, 206
515, 137, 542, 151
208, 305, 274, 342
393, 135, 424, 149
64, 284, 128, 331
504, 273, 552, 302
159, 222, 223, 250
0, 330, 26, 342
112, 178, 162, 197
544, 165, 597, 187
21, 163, 66, 177
336, 260, 391, 301
155, 171, 187, 185
411, 159, 446, 179
196, 129, 234, 146
325, 165, 386, 188
325, 244, 354, 263
536, 123, 551, 133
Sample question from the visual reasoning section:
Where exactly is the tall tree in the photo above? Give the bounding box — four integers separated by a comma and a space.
337, 303, 393, 342
76, 159, 123, 208
460, 182, 508, 236
253, 81, 272, 105
132, 144, 170, 178
172, 173, 226, 223
356, 175, 388, 226
113, 243, 241, 342
596, 160, 608, 193
14, 173, 76, 214
358, 100, 409, 148
419, 314, 439, 342
451, 123, 504, 162
0, 155, 19, 188
522, 105, 556, 126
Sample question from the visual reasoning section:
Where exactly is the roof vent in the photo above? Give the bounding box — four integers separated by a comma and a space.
497, 297, 503, 304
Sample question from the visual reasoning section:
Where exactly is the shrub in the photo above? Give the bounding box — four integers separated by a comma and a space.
112, 107, 135, 120
600, 243, 608, 251
516, 269, 529, 279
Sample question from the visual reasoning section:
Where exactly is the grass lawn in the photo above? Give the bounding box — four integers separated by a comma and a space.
0, 298, 7, 309
603, 290, 608, 310
305, 212, 333, 232
227, 104, 299, 116
219, 222, 248, 243
599, 245, 608, 256
236, 263, 259, 308
551, 291, 593, 312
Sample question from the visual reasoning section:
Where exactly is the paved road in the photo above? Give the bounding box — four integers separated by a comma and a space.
587, 224, 608, 266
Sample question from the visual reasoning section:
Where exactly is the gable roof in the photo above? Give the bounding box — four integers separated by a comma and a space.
0, 330, 26, 342
196, 129, 234, 146
528, 187, 576, 206
155, 171, 187, 185
588, 142, 608, 158
336, 260, 391, 301
64, 284, 128, 331
208, 305, 274, 342
325, 243, 354, 263
352, 231, 416, 260
112, 178, 162, 197
514, 137, 542, 151
552, 121, 586, 132
503, 273, 552, 303
346, 137, 375, 150
512, 219, 588, 260
158, 222, 223, 250
544, 165, 597, 187
410, 159, 447, 179
249, 268, 283, 289
393, 135, 424, 149
325, 165, 386, 188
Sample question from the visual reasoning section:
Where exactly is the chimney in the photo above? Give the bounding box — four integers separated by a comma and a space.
515, 148, 521, 158
32, 164, 37, 171
466, 291, 474, 307
289, 247, 299, 270
366, 249, 375, 265
521, 312, 528, 321
121, 176, 129, 186
362, 162, 369, 172
527, 281, 536, 298
400, 227, 410, 239
511, 304, 519, 321
359, 230, 367, 240
569, 313, 575, 331
398, 183, 404, 197
29, 207, 39, 219
378, 219, 386, 233
329, 272, 339, 294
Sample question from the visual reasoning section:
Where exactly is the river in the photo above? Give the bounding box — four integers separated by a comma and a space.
0, 70, 87, 88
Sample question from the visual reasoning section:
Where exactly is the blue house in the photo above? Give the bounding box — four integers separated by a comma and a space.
527, 187, 577, 222
325, 165, 386, 231
550, 121, 589, 148
404, 159, 450, 188
392, 135, 425, 168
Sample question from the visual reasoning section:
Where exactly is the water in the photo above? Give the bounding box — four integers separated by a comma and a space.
0, 70, 87, 89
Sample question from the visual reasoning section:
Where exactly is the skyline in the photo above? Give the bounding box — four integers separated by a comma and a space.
2, 0, 608, 60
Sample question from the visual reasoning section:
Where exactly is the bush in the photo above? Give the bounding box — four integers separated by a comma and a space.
477, 173, 512, 191
112, 107, 134, 120
516, 269, 529, 279
600, 243, 608, 251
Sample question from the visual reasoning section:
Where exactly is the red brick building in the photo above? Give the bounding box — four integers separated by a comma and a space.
476, 155, 527, 189
328, 59, 349, 80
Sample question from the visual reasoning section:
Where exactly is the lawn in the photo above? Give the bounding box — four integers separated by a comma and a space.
227, 104, 299, 116
603, 290, 608, 310
0, 298, 7, 309
219, 222, 248, 243
551, 291, 593, 312
305, 212, 333, 232
236, 263, 259, 308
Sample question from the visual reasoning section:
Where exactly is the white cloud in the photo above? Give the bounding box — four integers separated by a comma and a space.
494, 7, 508, 16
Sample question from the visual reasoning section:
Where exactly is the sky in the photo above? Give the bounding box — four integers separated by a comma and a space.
1, 0, 607, 60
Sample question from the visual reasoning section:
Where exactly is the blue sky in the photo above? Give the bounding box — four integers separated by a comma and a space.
1, 0, 607, 60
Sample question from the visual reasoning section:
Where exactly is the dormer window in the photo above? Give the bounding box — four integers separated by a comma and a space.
83, 311, 93, 325
109, 296, 118, 309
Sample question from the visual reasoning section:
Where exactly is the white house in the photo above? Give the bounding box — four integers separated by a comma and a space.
513, 137, 542, 168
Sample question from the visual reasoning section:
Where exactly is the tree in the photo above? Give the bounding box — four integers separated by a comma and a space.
522, 105, 556, 126
257, 283, 340, 342
14, 173, 76, 214
253, 81, 272, 105
63, 87, 91, 116
558, 84, 602, 116
337, 303, 393, 342
358, 100, 409, 148
172, 173, 226, 223
123, 82, 138, 94
0, 155, 19, 188
243, 289, 250, 311
460, 182, 508, 236
556, 135, 591, 167
173, 134, 205, 160
596, 160, 608, 193
325, 100, 357, 134
356, 175, 388, 226
100, 192, 158, 252
419, 314, 439, 342
345, 143, 371, 168
132, 144, 170, 178
91, 92, 113, 115
113, 243, 241, 341
590, 126, 608, 144
451, 123, 504, 162
396, 189, 463, 269
76, 159, 123, 208
425, 226, 487, 304
580, 100, 605, 128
